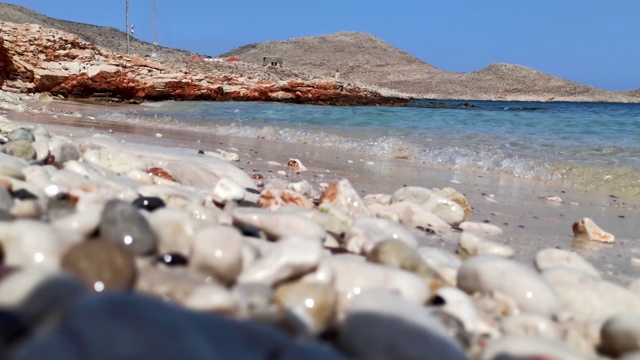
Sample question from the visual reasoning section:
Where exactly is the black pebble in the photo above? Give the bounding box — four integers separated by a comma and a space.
618, 215, 626, 219
518, 225, 525, 228
245, 188, 261, 195
156, 253, 188, 266
197, 150, 205, 154
11, 189, 37, 200
0, 310, 31, 346
132, 196, 166, 212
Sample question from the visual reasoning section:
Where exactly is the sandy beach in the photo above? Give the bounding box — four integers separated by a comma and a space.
5, 98, 640, 285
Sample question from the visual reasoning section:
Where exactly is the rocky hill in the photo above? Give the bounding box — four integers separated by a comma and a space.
1, 2, 638, 102
223, 31, 639, 102
0, 21, 401, 106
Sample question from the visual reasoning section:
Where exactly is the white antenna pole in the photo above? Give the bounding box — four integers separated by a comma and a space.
126, 0, 130, 54
152, 0, 158, 58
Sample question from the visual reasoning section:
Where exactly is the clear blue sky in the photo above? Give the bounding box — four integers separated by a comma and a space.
4, 0, 639, 91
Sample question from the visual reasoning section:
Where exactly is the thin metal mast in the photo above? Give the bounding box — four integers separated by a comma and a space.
126, 0, 130, 54
152, 0, 158, 57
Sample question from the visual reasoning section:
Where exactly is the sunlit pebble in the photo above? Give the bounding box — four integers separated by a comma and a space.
108, 129, 113, 133
155, 133, 163, 138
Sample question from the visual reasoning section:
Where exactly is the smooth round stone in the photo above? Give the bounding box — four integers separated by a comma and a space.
237, 236, 323, 285
82, 148, 147, 175
146, 207, 208, 256
457, 256, 560, 315
430, 286, 495, 337
132, 196, 166, 212
61, 241, 136, 292
481, 335, 585, 360
298, 258, 335, 286
277, 205, 349, 239
189, 225, 243, 285
417, 247, 462, 286
135, 261, 213, 304
274, 282, 338, 335
7, 128, 35, 143
99, 199, 158, 256
212, 177, 246, 204
438, 187, 473, 220
340, 289, 467, 360
0, 268, 51, 308
535, 248, 600, 278
4, 140, 36, 160
183, 283, 236, 314
48, 138, 81, 166
0, 152, 29, 180
31, 125, 51, 141
232, 207, 326, 241
421, 194, 465, 228
387, 201, 451, 231
51, 207, 101, 238
329, 256, 430, 305
391, 186, 435, 204
457, 232, 514, 258
601, 313, 640, 357
345, 217, 417, 255
366, 240, 433, 278
0, 220, 65, 270
458, 221, 503, 237
543, 268, 640, 321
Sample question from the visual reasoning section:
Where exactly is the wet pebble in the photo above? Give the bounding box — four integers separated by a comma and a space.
61, 241, 136, 292
535, 248, 600, 278
4, 140, 36, 160
7, 128, 35, 143
457, 232, 514, 258
457, 255, 560, 315
274, 281, 338, 335
601, 313, 640, 357
189, 225, 243, 285
99, 199, 158, 256
237, 236, 323, 286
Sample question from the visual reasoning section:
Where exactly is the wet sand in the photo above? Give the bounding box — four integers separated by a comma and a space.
4, 99, 640, 285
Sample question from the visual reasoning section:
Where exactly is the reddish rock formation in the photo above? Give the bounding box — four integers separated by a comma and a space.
0, 22, 405, 106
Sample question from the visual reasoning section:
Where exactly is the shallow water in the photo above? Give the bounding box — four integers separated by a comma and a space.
95, 100, 640, 196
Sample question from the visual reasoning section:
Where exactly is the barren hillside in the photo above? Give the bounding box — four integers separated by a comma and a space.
223, 32, 638, 102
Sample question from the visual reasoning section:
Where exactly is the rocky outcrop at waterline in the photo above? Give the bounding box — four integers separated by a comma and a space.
0, 22, 405, 106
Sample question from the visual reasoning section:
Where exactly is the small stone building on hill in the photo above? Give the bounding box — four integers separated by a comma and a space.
262, 56, 283, 68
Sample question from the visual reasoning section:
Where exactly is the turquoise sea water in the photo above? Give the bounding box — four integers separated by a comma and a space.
100, 100, 640, 195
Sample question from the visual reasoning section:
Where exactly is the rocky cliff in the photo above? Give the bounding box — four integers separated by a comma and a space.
0, 22, 403, 106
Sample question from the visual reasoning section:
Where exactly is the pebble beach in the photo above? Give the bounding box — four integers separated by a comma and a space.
2, 94, 640, 360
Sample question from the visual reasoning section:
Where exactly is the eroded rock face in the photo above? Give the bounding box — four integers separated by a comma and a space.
0, 22, 404, 106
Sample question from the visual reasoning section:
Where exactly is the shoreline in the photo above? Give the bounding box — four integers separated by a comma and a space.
4, 98, 640, 285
